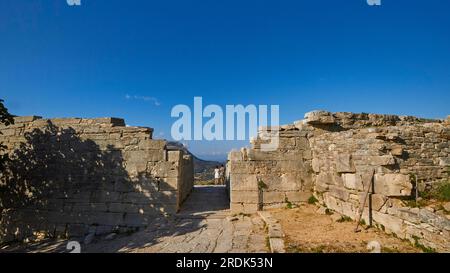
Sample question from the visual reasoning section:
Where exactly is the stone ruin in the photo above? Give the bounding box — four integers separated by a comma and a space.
0, 116, 193, 243
228, 111, 450, 252
0, 111, 449, 252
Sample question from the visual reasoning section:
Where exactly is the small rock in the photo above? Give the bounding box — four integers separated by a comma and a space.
104, 233, 117, 240
436, 210, 446, 217
83, 232, 95, 245
330, 213, 342, 222
226, 216, 239, 222
316, 206, 327, 215
443, 202, 450, 212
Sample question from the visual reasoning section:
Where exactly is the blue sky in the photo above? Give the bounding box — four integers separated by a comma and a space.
1, 0, 449, 161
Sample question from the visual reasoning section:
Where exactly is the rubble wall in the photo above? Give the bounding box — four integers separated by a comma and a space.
0, 116, 193, 243
228, 111, 450, 251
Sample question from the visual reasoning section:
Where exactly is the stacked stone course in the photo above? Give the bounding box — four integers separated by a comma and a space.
0, 116, 193, 243
228, 111, 450, 251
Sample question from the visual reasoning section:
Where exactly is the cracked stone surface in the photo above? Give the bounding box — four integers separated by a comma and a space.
1, 186, 269, 253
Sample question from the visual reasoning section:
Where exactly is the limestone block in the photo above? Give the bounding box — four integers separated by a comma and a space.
335, 154, 356, 173
369, 155, 396, 166
148, 161, 179, 178
167, 150, 183, 162
87, 118, 123, 126
304, 110, 336, 125
374, 173, 412, 197
228, 161, 256, 174
230, 190, 259, 204
316, 172, 333, 186
230, 203, 258, 214
328, 185, 350, 201
262, 191, 285, 204
230, 174, 258, 191
260, 174, 301, 191
228, 150, 243, 161
160, 177, 179, 190
247, 149, 303, 162
139, 139, 166, 150
278, 137, 296, 149
125, 161, 148, 174
372, 211, 406, 238
285, 191, 311, 202
390, 145, 404, 156
314, 180, 329, 193
296, 137, 310, 150
312, 158, 320, 173
439, 157, 450, 166
13, 116, 42, 124
342, 173, 364, 191
1, 129, 15, 136
322, 192, 343, 214
277, 160, 308, 173
358, 193, 387, 211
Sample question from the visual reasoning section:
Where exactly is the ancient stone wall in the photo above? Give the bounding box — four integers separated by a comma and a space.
228, 111, 450, 251
228, 126, 314, 213
0, 116, 193, 243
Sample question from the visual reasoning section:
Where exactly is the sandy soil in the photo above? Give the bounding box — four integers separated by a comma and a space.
270, 204, 421, 253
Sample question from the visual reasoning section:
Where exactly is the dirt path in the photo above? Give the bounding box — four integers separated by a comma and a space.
270, 204, 421, 253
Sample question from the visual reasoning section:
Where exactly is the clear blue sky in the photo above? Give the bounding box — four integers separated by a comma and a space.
1, 0, 449, 161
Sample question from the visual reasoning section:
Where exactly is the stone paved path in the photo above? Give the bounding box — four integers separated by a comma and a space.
84, 186, 268, 253
2, 186, 268, 253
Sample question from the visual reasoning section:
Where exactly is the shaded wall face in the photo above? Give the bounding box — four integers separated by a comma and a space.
0, 117, 193, 243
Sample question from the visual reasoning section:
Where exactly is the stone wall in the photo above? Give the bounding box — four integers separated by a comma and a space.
228, 126, 314, 213
228, 111, 450, 251
0, 116, 193, 243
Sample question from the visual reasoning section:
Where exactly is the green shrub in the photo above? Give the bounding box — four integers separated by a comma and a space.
307, 195, 318, 204
337, 216, 352, 223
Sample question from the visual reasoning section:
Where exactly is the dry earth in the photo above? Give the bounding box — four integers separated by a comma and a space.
270, 204, 422, 253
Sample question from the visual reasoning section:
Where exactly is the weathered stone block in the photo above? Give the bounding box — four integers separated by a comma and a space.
139, 140, 166, 150
304, 110, 335, 125
342, 173, 364, 191
369, 155, 396, 166
328, 185, 350, 201
335, 154, 356, 173
439, 157, 450, 166
230, 203, 258, 214
262, 192, 285, 204
372, 211, 405, 237
285, 191, 311, 202
230, 174, 258, 191
311, 158, 320, 173
14, 116, 42, 124
230, 191, 259, 204
374, 173, 412, 197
